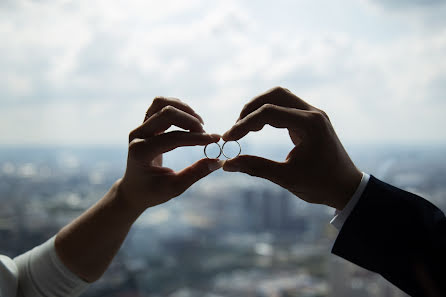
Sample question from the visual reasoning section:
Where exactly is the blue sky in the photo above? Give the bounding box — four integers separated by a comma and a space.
1, 0, 446, 147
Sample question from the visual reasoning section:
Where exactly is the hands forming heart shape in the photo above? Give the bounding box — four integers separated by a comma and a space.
118, 87, 362, 215
48, 86, 446, 293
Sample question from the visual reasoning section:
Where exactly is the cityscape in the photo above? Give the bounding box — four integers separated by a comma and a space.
2, 0, 446, 296
1, 144, 445, 297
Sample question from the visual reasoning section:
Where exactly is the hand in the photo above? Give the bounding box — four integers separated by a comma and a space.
222, 87, 362, 210
118, 97, 223, 213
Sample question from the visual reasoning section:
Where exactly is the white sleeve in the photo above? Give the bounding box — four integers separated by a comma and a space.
330, 172, 370, 230
0, 254, 19, 297
13, 236, 89, 297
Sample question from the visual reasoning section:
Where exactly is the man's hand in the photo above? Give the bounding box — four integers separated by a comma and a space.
118, 96, 223, 213
222, 87, 362, 210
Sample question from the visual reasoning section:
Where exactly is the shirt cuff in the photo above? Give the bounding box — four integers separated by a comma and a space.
330, 172, 370, 230
14, 236, 89, 297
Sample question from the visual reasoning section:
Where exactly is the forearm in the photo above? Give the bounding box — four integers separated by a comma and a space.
332, 176, 446, 296
55, 179, 144, 282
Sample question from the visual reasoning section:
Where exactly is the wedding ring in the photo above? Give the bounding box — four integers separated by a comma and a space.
222, 140, 241, 159
204, 142, 222, 159
204, 141, 242, 159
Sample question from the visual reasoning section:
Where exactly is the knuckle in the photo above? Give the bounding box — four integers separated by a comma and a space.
271, 86, 287, 95
128, 139, 138, 150
152, 96, 166, 106
129, 139, 154, 162
318, 109, 330, 121
307, 111, 328, 126
161, 105, 175, 115
261, 103, 274, 111
128, 129, 138, 142
260, 103, 276, 115
241, 102, 251, 114
128, 138, 144, 155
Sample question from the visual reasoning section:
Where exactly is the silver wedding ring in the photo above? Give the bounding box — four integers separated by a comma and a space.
204, 140, 241, 160
221, 141, 242, 159
204, 142, 222, 159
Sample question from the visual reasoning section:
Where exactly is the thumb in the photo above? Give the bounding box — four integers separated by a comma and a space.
223, 155, 284, 184
174, 158, 224, 191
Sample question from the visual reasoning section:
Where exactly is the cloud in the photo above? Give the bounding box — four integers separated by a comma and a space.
1, 0, 446, 147
369, 0, 446, 9
363, 0, 446, 29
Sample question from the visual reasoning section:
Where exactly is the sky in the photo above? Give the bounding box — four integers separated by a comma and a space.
1, 0, 446, 149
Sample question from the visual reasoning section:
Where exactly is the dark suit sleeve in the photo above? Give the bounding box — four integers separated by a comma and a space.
332, 175, 446, 297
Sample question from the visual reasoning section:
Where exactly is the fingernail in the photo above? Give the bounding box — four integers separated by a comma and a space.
223, 161, 239, 172
208, 160, 225, 172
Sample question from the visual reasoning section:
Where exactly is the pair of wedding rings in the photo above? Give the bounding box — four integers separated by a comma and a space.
204, 140, 241, 159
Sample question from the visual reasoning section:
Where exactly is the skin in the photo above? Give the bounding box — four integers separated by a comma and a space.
54, 88, 361, 282
55, 97, 223, 282
222, 87, 362, 210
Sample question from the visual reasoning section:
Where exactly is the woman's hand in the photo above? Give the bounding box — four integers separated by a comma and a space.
55, 97, 222, 282
118, 96, 222, 213
222, 87, 362, 210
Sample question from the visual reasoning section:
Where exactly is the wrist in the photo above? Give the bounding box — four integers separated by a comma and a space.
111, 179, 146, 221
55, 179, 145, 283
331, 168, 362, 210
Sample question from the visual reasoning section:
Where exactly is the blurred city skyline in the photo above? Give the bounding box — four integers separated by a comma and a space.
1, 0, 446, 147
3, 144, 443, 296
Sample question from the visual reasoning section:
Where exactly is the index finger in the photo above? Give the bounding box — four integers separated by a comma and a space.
135, 131, 221, 161
145, 97, 204, 124
223, 104, 311, 141
129, 106, 205, 142
237, 87, 311, 121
